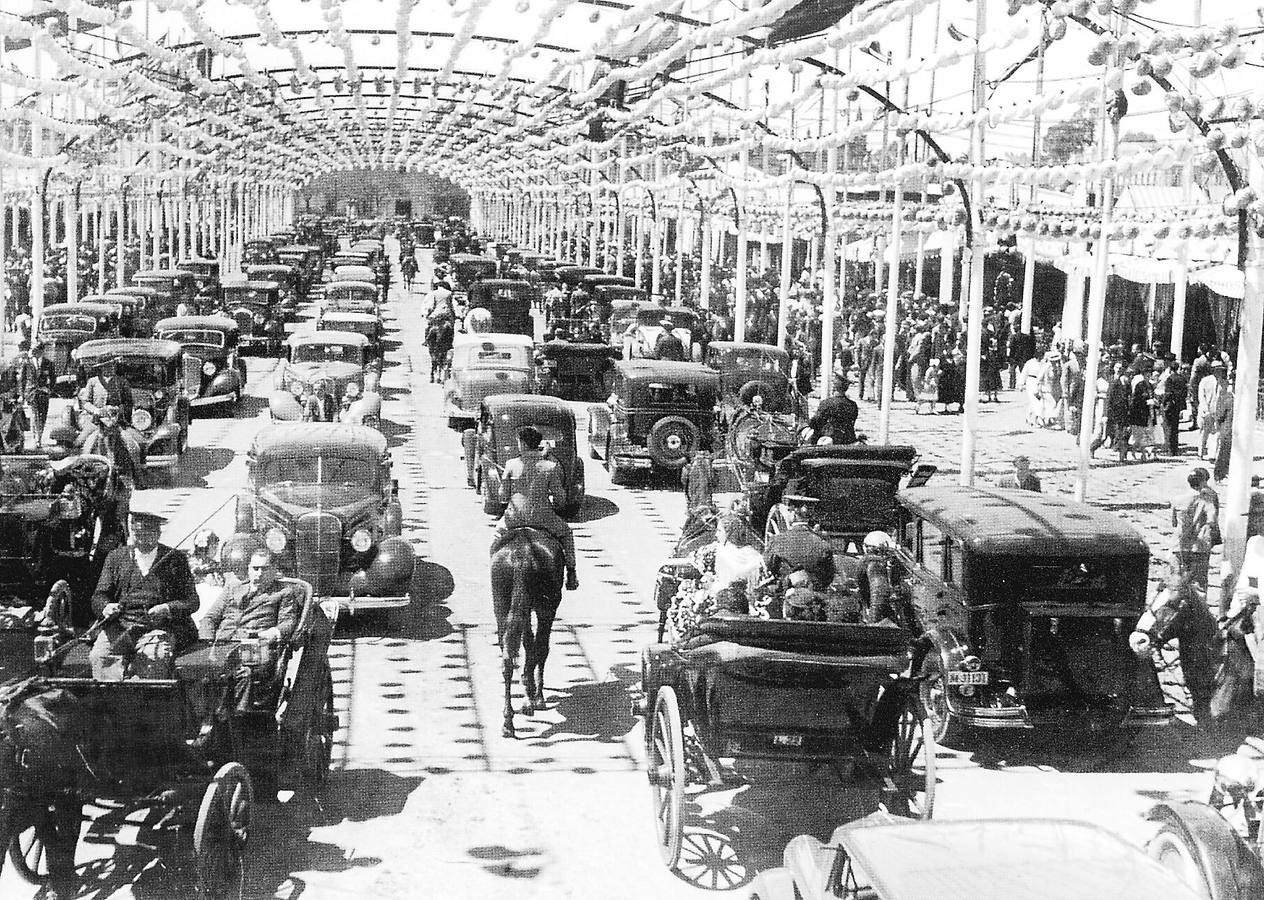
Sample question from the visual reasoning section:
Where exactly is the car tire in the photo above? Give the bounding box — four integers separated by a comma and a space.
918, 653, 969, 748
646, 416, 700, 470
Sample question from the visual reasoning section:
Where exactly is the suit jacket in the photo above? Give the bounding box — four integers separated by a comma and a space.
15, 355, 56, 401
91, 544, 199, 646
303, 393, 337, 423
199, 579, 301, 644
653, 332, 687, 362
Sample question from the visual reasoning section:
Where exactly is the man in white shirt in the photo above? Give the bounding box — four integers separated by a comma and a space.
1198, 362, 1230, 459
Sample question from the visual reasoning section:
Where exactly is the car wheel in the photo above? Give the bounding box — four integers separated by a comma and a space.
646, 416, 701, 470
918, 654, 968, 748
1147, 825, 1215, 898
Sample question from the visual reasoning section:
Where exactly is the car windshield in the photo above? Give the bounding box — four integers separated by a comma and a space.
261, 454, 377, 487
160, 329, 225, 348
638, 381, 713, 406
326, 320, 374, 336
42, 314, 98, 332
293, 343, 363, 365
227, 289, 273, 304
719, 350, 785, 375
109, 359, 171, 386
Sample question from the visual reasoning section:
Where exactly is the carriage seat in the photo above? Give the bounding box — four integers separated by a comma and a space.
680, 616, 909, 659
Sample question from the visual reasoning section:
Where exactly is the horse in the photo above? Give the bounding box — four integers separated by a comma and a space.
1130, 572, 1261, 722
425, 319, 454, 384
490, 528, 565, 739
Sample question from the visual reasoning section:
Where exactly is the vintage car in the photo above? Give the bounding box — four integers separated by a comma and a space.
606, 296, 652, 347
322, 280, 380, 314
412, 222, 437, 247
894, 485, 1172, 745
461, 393, 584, 517
449, 253, 499, 293
37, 301, 122, 396
316, 309, 383, 358
434, 236, 454, 264
222, 280, 286, 355
326, 252, 370, 278
65, 338, 191, 479
465, 279, 536, 337
153, 315, 248, 414
270, 331, 381, 427
243, 238, 280, 266
535, 340, 621, 402
706, 341, 804, 424
85, 292, 143, 338
228, 422, 413, 613
277, 244, 325, 294
756, 446, 925, 544
176, 257, 222, 308
586, 360, 720, 483
105, 285, 168, 334
245, 264, 302, 313
750, 814, 1213, 900
131, 269, 199, 312
554, 265, 604, 290
444, 333, 537, 430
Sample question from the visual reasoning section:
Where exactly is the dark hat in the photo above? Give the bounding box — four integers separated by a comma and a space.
783, 494, 819, 507
17, 340, 29, 352
128, 509, 168, 527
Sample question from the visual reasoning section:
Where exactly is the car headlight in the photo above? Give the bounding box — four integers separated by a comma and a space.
350, 528, 372, 553
344, 382, 360, 399
132, 408, 153, 431
253, 312, 266, 325
202, 361, 217, 377
265, 528, 287, 552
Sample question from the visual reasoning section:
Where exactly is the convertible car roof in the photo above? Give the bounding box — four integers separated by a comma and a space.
482, 393, 576, 425
898, 484, 1149, 557
155, 315, 238, 333
77, 338, 182, 362
289, 330, 368, 347
43, 302, 118, 317
614, 359, 718, 388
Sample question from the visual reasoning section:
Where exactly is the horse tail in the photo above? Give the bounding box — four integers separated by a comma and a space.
501, 556, 531, 667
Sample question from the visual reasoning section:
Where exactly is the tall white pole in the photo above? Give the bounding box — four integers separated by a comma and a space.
776, 171, 795, 348
960, 0, 990, 486
65, 189, 78, 303
820, 145, 839, 398
879, 187, 904, 444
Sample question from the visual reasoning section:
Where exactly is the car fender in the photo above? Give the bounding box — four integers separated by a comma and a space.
207, 370, 238, 396
269, 391, 303, 421
1147, 800, 1264, 900
365, 536, 415, 593
747, 868, 798, 900
147, 422, 181, 446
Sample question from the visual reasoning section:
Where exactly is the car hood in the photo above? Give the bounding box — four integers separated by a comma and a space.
256, 483, 379, 527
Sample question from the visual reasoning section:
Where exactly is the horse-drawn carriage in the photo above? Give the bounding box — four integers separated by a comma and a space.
0, 575, 337, 898
639, 617, 934, 875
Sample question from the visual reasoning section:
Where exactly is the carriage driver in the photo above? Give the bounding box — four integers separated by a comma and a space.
89, 508, 200, 679
489, 425, 579, 591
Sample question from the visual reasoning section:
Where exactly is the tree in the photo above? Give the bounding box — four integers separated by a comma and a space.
1042, 116, 1096, 165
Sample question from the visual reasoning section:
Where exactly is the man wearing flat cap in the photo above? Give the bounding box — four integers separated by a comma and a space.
995, 455, 1042, 492
89, 507, 199, 679
764, 496, 835, 593
653, 315, 687, 362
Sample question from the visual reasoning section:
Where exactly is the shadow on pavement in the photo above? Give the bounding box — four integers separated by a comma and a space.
172, 446, 234, 488
466, 844, 549, 880
571, 494, 619, 523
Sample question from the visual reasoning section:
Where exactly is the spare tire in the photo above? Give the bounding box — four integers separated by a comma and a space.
737, 380, 777, 408
646, 416, 701, 469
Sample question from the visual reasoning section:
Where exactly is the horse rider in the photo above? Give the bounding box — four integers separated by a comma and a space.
804, 373, 859, 445
89, 507, 200, 679
489, 425, 579, 591
764, 495, 835, 593
78, 359, 145, 484
423, 280, 456, 324
81, 357, 133, 428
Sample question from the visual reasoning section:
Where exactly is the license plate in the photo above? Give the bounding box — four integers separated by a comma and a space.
946, 671, 989, 686
627, 458, 652, 468
772, 734, 804, 747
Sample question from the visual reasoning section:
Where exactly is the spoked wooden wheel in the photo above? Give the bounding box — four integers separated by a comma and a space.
194, 762, 254, 900
647, 685, 686, 869
8, 822, 50, 885
301, 669, 337, 791
880, 706, 936, 820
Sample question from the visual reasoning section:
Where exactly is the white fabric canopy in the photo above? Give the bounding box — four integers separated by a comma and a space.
1190, 264, 1245, 300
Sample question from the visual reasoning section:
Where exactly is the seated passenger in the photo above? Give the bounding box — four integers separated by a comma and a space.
89, 508, 200, 679
856, 531, 908, 625
489, 425, 578, 590
764, 495, 835, 592
198, 548, 300, 712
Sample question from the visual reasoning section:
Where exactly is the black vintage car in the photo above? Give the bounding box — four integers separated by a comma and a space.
154, 315, 248, 415
105, 286, 168, 333
535, 341, 621, 402
462, 393, 585, 517
176, 257, 222, 308
66, 338, 192, 481
244, 238, 280, 266
130, 269, 199, 313
449, 253, 499, 293
37, 302, 122, 397
587, 360, 720, 484
465, 279, 536, 337
555, 265, 604, 290
246, 264, 302, 315
277, 244, 325, 294
223, 281, 285, 356
896, 485, 1172, 745
229, 423, 413, 614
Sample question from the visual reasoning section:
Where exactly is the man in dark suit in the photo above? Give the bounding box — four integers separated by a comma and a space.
89, 509, 199, 679
806, 374, 859, 445
198, 547, 302, 712
1159, 358, 1189, 457
303, 379, 337, 422
15, 340, 55, 448
653, 316, 687, 362
764, 497, 836, 592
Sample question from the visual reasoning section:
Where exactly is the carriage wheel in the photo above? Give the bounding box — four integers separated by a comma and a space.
194, 762, 253, 900
8, 822, 50, 885
301, 669, 337, 792
1147, 825, 1215, 898
918, 654, 967, 748
648, 685, 687, 869
879, 705, 936, 820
